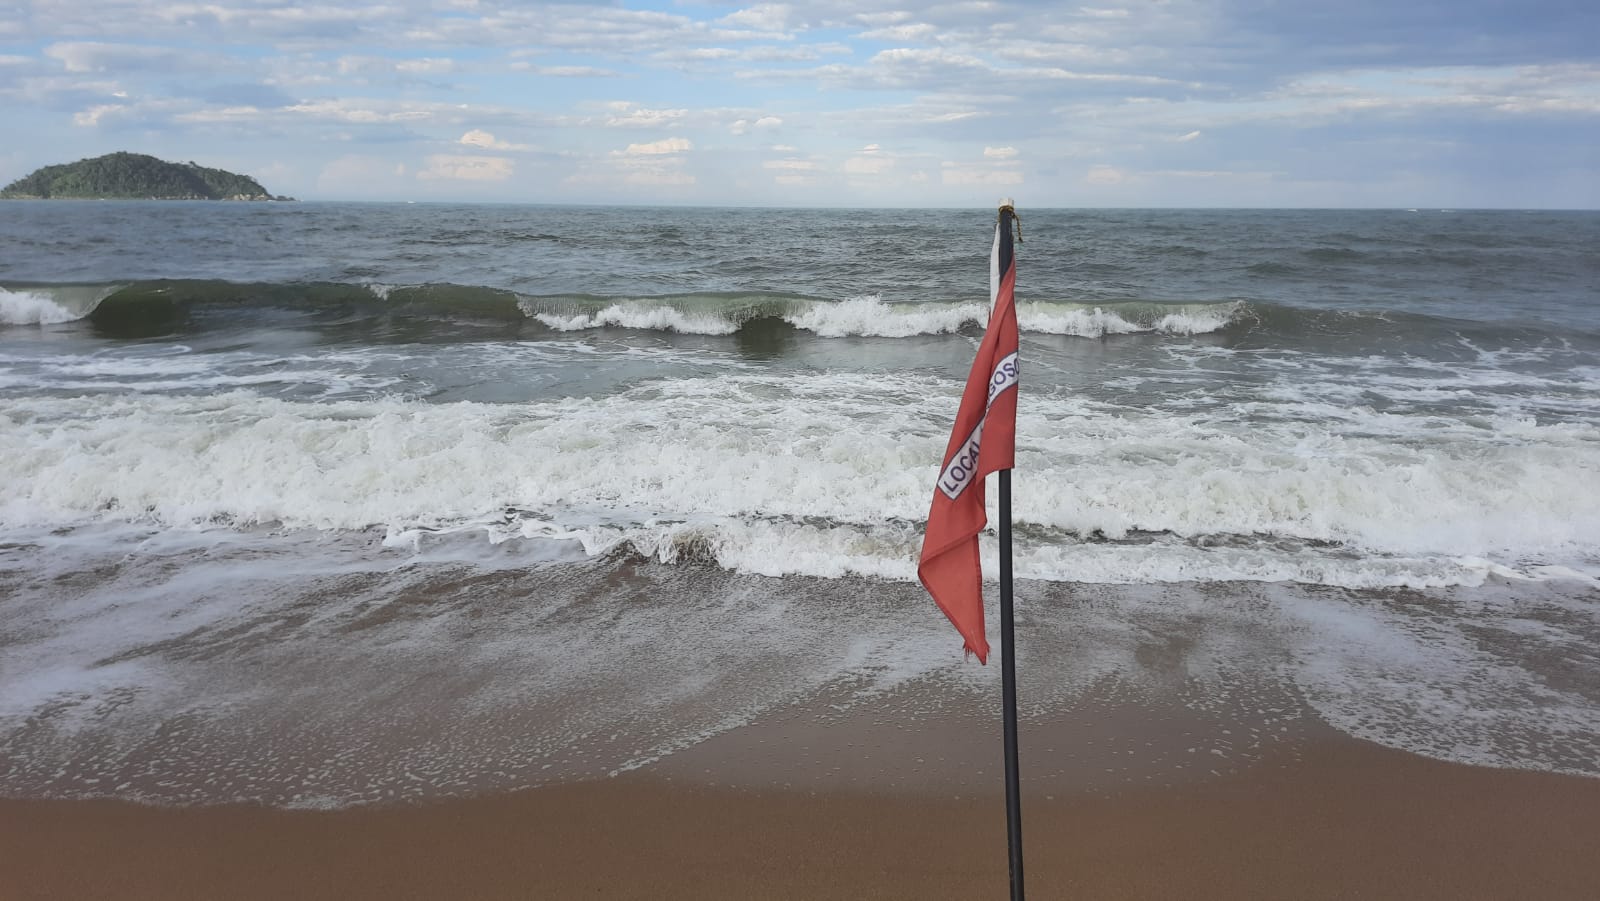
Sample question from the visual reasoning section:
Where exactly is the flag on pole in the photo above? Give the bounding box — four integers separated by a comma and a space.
918, 203, 1020, 664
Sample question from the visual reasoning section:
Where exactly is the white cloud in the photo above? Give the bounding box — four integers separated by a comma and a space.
72, 104, 123, 126
871, 47, 986, 70
284, 98, 442, 124
656, 44, 842, 64
763, 158, 817, 170
996, 42, 1133, 67
719, 4, 794, 33
1078, 7, 1132, 19
984, 146, 1019, 159
64, 95, 198, 128
337, 54, 448, 76
855, 12, 913, 27
859, 24, 938, 42
459, 128, 533, 151
417, 154, 515, 181
618, 137, 693, 155
730, 114, 782, 135
680, 48, 740, 61
747, 44, 845, 61
604, 105, 689, 127
395, 57, 455, 74
825, 100, 986, 129
1175, 130, 1202, 142
528, 65, 619, 77
566, 133, 699, 189
175, 105, 263, 123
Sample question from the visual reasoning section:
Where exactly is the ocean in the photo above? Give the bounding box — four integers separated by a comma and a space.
2, 202, 1597, 807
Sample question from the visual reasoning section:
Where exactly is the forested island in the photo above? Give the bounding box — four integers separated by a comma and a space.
0, 152, 293, 201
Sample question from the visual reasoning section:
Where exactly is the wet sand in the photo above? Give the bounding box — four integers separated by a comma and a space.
6, 725, 1600, 899
5, 565, 1598, 898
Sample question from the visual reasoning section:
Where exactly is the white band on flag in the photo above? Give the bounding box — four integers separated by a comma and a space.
938, 351, 1020, 500
987, 351, 1019, 405
938, 420, 985, 500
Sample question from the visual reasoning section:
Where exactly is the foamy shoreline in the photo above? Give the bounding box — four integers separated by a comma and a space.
3, 550, 1596, 810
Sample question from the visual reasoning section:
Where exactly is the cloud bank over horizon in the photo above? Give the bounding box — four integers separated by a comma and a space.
2, 1, 1596, 207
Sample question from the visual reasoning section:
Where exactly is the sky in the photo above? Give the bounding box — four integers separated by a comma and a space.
1, 1, 1597, 207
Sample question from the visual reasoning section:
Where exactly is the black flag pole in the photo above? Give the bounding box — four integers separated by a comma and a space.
999, 468, 1025, 900
920, 199, 1024, 898
995, 201, 1025, 900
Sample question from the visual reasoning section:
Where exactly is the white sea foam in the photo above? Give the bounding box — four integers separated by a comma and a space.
522, 295, 1241, 339
780, 296, 1240, 340
533, 302, 741, 335
4, 529, 1596, 808
1019, 300, 1241, 337
784, 295, 987, 337
1278, 587, 1600, 775
3, 369, 1597, 588
1154, 307, 1242, 335
0, 525, 980, 805
0, 287, 87, 325
396, 517, 1555, 590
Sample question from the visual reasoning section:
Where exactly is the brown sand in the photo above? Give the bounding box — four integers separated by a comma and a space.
5, 735, 1599, 900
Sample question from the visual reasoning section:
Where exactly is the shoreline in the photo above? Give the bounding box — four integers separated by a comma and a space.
6, 698, 1600, 900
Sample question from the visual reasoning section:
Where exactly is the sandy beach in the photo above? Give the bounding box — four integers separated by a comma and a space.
6, 689, 1600, 901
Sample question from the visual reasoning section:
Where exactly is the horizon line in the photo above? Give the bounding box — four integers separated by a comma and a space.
5, 198, 1595, 212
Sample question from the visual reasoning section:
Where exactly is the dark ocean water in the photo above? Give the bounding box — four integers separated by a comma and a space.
1, 202, 1597, 805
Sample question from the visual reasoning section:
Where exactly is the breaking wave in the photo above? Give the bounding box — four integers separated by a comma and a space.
8, 279, 1593, 350
5, 278, 1252, 338
1, 285, 120, 325
4, 376, 1597, 590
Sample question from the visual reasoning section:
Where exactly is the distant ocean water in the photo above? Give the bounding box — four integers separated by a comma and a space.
2, 202, 1597, 806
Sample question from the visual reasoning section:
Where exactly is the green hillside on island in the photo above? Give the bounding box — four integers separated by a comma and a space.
0, 152, 291, 201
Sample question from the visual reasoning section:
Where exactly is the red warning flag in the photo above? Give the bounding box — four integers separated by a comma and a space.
918, 205, 1020, 663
